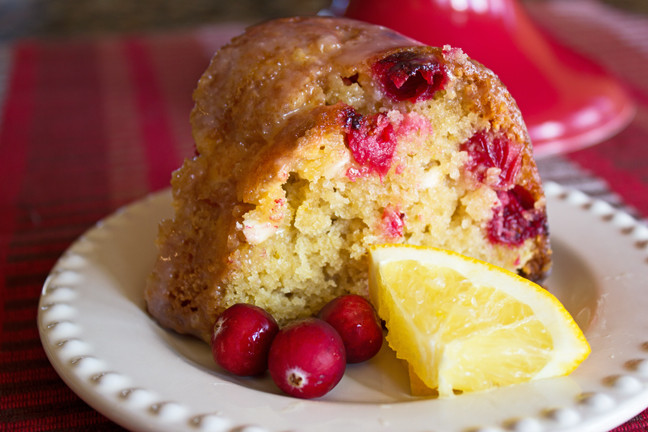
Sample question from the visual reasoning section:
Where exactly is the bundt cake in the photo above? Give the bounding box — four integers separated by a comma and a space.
145, 16, 552, 343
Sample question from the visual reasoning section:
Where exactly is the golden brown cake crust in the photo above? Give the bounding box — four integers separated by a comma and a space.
146, 17, 552, 342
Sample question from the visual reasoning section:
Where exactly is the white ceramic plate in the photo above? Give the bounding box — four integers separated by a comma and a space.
38, 182, 648, 432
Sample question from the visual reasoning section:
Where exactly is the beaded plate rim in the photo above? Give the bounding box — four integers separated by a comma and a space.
37, 181, 648, 432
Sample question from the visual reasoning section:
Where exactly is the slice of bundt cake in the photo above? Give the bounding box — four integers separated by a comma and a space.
145, 16, 551, 342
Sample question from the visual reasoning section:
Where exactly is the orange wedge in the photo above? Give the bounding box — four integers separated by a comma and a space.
368, 244, 590, 398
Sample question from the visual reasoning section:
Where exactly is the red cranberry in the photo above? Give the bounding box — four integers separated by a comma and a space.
487, 186, 547, 246
460, 130, 522, 190
268, 318, 346, 399
318, 295, 383, 363
372, 51, 448, 102
345, 110, 397, 178
381, 204, 405, 239
211, 303, 279, 376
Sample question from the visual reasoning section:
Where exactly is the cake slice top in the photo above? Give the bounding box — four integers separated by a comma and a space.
188, 16, 537, 223
191, 17, 419, 158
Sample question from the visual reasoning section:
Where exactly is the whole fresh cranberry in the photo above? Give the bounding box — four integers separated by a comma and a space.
268, 318, 346, 399
318, 295, 383, 363
211, 303, 279, 376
